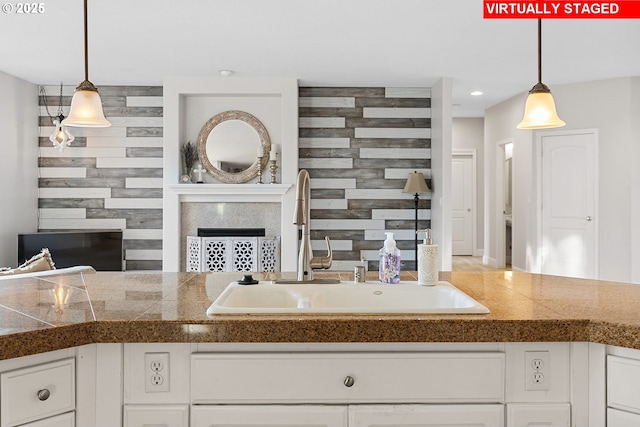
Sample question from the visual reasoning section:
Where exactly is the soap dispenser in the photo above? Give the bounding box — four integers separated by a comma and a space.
417, 229, 439, 286
379, 232, 401, 284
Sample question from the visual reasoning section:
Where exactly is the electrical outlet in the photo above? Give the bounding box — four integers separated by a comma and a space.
525, 350, 550, 391
144, 352, 170, 392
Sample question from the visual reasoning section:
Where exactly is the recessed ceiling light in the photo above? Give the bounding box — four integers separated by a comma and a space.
219, 70, 233, 77
470, 91, 483, 96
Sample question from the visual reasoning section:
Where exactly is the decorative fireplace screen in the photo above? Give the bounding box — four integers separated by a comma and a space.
186, 236, 280, 273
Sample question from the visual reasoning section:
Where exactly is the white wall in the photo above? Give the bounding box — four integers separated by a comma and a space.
485, 77, 640, 283
0, 71, 38, 267
452, 118, 484, 255
430, 78, 453, 271
632, 80, 640, 283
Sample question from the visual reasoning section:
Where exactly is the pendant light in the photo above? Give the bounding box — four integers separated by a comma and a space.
62, 0, 111, 128
517, 19, 565, 129
49, 83, 76, 152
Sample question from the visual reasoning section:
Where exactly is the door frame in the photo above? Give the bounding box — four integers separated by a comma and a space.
535, 128, 599, 277
452, 149, 478, 256
492, 139, 513, 269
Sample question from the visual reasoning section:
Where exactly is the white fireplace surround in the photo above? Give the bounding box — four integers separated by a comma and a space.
163, 78, 299, 272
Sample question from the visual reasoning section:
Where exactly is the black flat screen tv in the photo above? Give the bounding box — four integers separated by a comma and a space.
18, 230, 124, 271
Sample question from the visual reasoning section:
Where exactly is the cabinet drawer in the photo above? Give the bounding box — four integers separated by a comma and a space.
608, 408, 640, 427
18, 412, 74, 427
0, 358, 75, 427
191, 405, 348, 427
191, 352, 504, 404
608, 355, 640, 413
349, 404, 504, 427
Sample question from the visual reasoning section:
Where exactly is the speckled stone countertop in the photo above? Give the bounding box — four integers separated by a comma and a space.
0, 269, 639, 360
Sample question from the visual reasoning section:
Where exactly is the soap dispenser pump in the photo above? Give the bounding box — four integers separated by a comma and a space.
379, 232, 401, 284
417, 229, 439, 286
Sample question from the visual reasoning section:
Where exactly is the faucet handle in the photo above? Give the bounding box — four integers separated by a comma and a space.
310, 236, 333, 270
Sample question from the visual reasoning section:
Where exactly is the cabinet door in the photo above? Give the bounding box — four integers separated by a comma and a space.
507, 403, 570, 427
124, 404, 188, 427
349, 404, 504, 427
19, 412, 75, 427
190, 405, 347, 427
608, 408, 640, 427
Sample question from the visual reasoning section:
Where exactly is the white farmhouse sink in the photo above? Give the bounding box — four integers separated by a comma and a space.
206, 281, 489, 315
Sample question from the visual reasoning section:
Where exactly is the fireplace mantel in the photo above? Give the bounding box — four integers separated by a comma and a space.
162, 77, 299, 272
168, 184, 292, 201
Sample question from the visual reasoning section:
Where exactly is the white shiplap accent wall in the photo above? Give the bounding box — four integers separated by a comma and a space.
38, 85, 163, 271
299, 87, 431, 271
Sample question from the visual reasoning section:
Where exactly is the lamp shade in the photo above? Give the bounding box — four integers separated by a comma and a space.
62, 83, 111, 127
403, 172, 430, 194
517, 84, 565, 129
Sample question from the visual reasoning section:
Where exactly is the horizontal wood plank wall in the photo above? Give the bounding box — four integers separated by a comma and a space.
36, 85, 429, 272
299, 87, 432, 272
38, 85, 163, 271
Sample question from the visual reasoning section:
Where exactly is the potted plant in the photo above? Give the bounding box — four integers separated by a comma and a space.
180, 141, 198, 183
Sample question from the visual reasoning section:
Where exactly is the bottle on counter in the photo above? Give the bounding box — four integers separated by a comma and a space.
379, 232, 401, 284
417, 229, 439, 286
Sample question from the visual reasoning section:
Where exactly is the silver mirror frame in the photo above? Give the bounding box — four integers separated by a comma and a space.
196, 110, 271, 184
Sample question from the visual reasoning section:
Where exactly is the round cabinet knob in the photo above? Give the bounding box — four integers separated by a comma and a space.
37, 389, 50, 401
344, 375, 355, 387
586, 216, 593, 221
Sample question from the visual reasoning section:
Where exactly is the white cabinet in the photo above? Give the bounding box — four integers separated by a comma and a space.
191, 405, 347, 427
191, 352, 505, 404
18, 412, 74, 427
0, 358, 75, 427
608, 408, 640, 427
190, 351, 505, 427
349, 404, 504, 426
607, 353, 640, 425
506, 403, 571, 427
123, 404, 188, 427
191, 404, 504, 427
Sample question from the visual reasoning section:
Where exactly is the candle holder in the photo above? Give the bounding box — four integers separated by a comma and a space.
269, 159, 278, 184
257, 156, 264, 184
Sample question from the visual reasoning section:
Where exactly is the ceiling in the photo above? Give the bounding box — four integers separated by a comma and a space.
1, 0, 639, 117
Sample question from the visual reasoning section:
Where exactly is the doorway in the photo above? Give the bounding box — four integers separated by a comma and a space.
537, 129, 598, 279
493, 139, 513, 269
451, 150, 476, 256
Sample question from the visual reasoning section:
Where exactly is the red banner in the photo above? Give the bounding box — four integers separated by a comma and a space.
484, 1, 640, 18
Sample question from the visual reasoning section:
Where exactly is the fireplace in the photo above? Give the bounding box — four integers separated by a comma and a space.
162, 77, 299, 272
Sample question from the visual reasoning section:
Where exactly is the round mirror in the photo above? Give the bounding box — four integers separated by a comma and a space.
196, 110, 271, 183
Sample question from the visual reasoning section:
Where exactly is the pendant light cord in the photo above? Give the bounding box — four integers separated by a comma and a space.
537, 19, 542, 84
83, 0, 89, 82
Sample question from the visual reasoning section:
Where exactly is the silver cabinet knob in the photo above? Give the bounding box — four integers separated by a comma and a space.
37, 389, 50, 401
586, 216, 593, 221
344, 375, 355, 387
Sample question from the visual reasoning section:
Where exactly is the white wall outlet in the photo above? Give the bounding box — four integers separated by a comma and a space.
525, 350, 550, 391
144, 352, 170, 392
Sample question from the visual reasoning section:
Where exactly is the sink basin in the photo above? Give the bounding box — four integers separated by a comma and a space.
206, 281, 489, 315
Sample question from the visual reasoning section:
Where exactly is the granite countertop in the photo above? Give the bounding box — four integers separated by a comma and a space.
0, 269, 638, 359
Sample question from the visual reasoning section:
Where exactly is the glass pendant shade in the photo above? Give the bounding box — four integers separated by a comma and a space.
517, 83, 565, 129
62, 81, 111, 127
517, 19, 566, 130
50, 114, 75, 152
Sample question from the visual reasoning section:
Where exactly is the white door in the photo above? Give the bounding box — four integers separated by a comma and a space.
349, 404, 504, 426
190, 405, 348, 427
452, 154, 474, 255
540, 131, 597, 279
